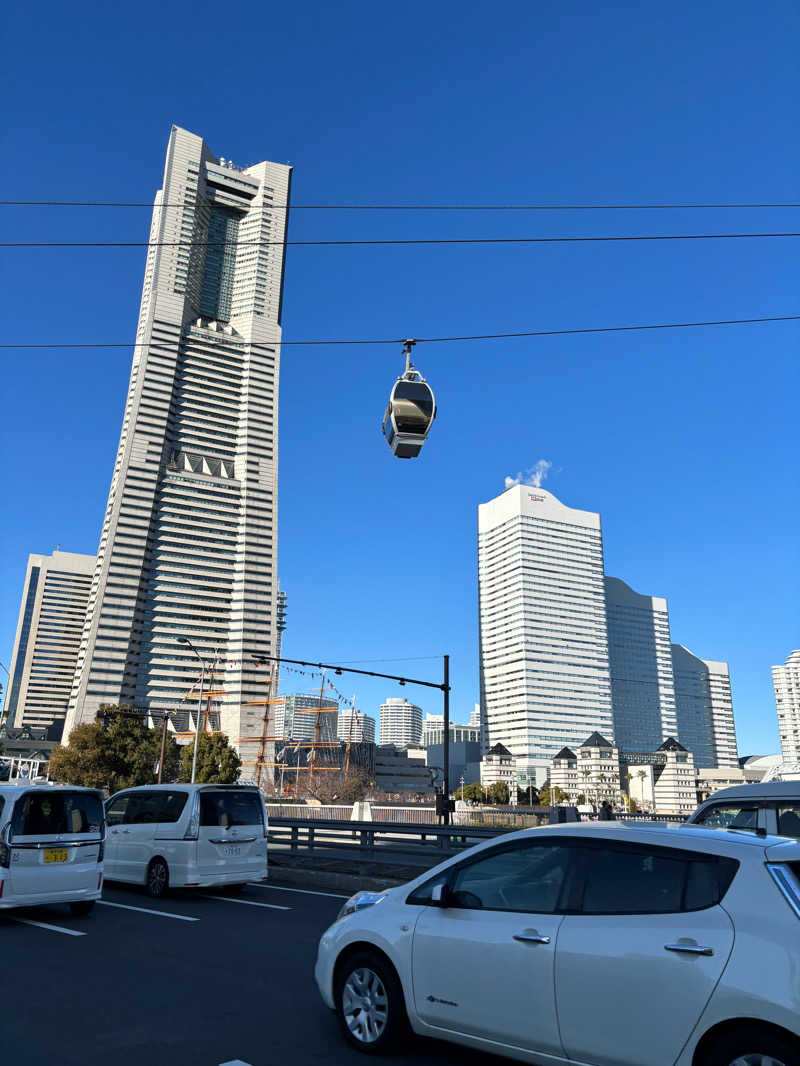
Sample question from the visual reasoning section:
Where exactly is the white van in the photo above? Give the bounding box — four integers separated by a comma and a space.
0, 785, 105, 916
687, 781, 800, 838
104, 784, 268, 897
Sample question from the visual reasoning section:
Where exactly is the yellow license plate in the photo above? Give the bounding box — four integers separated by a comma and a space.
43, 848, 68, 864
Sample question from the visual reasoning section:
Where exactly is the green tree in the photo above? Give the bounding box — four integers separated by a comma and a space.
488, 781, 509, 805
460, 782, 484, 803
179, 731, 241, 784
48, 708, 180, 792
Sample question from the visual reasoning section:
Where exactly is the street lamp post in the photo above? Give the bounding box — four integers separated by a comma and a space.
0, 661, 11, 733
177, 637, 205, 784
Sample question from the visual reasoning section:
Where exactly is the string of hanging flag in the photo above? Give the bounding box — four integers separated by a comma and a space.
196, 658, 361, 710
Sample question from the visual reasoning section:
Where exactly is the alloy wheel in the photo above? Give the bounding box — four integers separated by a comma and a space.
148, 860, 167, 897
341, 967, 389, 1044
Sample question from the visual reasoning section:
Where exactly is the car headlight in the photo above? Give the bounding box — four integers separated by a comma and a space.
336, 891, 386, 922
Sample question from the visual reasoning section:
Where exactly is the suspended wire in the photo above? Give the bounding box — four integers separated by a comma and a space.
2, 200, 800, 210
3, 314, 797, 349
4, 231, 800, 248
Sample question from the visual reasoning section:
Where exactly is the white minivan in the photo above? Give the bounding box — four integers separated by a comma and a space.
104, 784, 268, 897
0, 785, 105, 916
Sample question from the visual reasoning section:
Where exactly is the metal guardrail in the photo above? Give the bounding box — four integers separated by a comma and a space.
267, 816, 511, 868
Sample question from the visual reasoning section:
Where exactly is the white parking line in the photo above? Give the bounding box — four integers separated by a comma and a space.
97, 900, 199, 922
10, 918, 87, 937
247, 883, 348, 900
219, 1060, 253, 1065
202, 895, 290, 911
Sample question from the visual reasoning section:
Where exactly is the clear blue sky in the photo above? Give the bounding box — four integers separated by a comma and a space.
2, 1, 797, 753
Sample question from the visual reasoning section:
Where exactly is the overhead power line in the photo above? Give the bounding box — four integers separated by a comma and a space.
2, 200, 799, 210
4, 231, 800, 249
3, 314, 797, 349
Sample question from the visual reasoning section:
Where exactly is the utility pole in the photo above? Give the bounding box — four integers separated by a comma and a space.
442, 654, 451, 825
157, 712, 171, 784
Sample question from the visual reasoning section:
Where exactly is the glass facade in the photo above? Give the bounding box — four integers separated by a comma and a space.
199, 206, 241, 321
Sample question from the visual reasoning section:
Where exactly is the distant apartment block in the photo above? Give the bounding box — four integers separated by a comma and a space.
271, 694, 338, 742
773, 649, 800, 762
5, 551, 95, 736
337, 708, 376, 744
379, 698, 423, 747
672, 645, 738, 769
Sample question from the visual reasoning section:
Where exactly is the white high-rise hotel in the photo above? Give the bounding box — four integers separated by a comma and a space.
774, 650, 800, 762
478, 486, 613, 785
64, 127, 291, 776
478, 485, 738, 784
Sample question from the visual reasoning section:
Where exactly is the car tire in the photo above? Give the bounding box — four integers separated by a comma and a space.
334, 950, 408, 1055
146, 858, 169, 899
702, 1025, 799, 1066
69, 901, 95, 918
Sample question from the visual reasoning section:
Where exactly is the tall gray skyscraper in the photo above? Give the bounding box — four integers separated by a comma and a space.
64, 126, 291, 777
671, 644, 738, 768
605, 576, 678, 751
478, 485, 613, 787
5, 551, 95, 734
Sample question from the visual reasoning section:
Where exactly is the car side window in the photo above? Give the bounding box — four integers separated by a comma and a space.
777, 806, 800, 839
124, 792, 161, 825
157, 791, 188, 824
105, 795, 130, 826
407, 841, 574, 914
576, 843, 738, 914
693, 804, 759, 831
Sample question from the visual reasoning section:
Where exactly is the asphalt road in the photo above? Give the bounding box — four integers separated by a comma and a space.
1, 879, 505, 1066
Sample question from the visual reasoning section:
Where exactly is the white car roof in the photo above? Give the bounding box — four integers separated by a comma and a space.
496, 820, 787, 854
695, 781, 800, 803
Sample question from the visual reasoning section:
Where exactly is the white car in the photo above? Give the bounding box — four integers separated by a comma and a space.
315, 822, 800, 1066
104, 784, 268, 897
0, 785, 105, 915
688, 781, 800, 838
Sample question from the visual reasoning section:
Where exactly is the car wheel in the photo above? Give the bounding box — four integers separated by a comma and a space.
69, 901, 95, 917
146, 858, 169, 899
335, 950, 407, 1054
702, 1026, 799, 1066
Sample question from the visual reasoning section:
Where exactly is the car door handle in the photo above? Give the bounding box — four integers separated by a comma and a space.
665, 943, 714, 956
513, 930, 551, 944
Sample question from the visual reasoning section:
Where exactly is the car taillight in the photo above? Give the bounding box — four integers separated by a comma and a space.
184, 793, 200, 840
0, 880, 4, 898
97, 839, 104, 862
767, 863, 800, 919
0, 844, 9, 870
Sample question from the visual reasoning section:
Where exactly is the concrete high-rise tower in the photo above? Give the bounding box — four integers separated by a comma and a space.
773, 649, 800, 762
605, 577, 678, 751
64, 126, 291, 777
671, 645, 738, 768
5, 551, 95, 735
478, 485, 613, 786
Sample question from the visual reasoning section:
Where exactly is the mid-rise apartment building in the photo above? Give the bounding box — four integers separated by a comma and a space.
337, 708, 376, 745
379, 697, 423, 747
5, 552, 95, 736
271, 694, 338, 742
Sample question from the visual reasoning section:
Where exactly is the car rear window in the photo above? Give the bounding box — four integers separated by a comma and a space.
11, 791, 103, 836
200, 791, 263, 828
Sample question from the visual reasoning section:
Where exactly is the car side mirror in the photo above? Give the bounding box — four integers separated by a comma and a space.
431, 883, 452, 908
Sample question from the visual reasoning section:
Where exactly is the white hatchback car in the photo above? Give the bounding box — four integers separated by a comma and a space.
315, 822, 800, 1066
104, 784, 268, 897
0, 785, 105, 915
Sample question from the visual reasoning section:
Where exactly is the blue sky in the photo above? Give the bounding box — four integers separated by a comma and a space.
1, 1, 797, 753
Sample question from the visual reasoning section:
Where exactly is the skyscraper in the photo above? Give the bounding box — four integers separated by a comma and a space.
337, 708, 376, 745
478, 485, 613, 786
773, 649, 800, 762
671, 645, 738, 768
605, 576, 678, 751
5, 551, 95, 735
379, 698, 423, 747
64, 126, 291, 777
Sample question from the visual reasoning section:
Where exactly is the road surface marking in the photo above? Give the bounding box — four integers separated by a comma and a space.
97, 900, 199, 921
11, 918, 87, 937
248, 883, 348, 900
202, 895, 290, 911
220, 1060, 254, 1065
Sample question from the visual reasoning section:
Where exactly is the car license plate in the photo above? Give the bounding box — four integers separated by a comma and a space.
44, 848, 68, 864
222, 846, 241, 857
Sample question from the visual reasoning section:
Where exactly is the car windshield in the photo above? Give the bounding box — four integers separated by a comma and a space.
200, 791, 264, 828
11, 791, 104, 837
